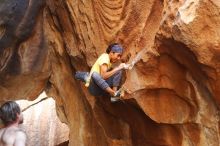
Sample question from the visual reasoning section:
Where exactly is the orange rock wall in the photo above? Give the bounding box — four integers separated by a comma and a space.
0, 0, 220, 145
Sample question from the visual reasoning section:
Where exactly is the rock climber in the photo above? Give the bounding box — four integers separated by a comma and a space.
0, 101, 27, 146
75, 43, 127, 102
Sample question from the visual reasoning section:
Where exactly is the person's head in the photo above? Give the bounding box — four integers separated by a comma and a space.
0, 101, 23, 126
106, 43, 123, 63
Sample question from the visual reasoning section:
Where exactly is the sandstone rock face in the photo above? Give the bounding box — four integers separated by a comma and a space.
0, 0, 220, 146
17, 92, 69, 146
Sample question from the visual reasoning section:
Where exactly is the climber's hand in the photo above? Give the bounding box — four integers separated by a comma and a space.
117, 63, 126, 70
123, 64, 131, 70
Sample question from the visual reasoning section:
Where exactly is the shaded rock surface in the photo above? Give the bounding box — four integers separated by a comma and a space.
0, 0, 220, 146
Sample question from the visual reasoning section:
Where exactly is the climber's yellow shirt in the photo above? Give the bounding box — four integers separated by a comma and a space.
85, 53, 112, 87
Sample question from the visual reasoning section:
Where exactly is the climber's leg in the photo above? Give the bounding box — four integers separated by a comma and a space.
75, 71, 89, 83
88, 71, 122, 97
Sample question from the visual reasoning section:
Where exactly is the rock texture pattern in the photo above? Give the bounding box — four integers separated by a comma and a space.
0, 0, 220, 146
17, 92, 69, 146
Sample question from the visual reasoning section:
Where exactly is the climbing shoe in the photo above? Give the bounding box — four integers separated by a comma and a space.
110, 97, 121, 102
110, 89, 122, 102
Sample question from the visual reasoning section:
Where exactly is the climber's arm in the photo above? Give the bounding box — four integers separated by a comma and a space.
100, 63, 125, 80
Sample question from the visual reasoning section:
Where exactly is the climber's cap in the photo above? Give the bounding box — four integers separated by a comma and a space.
111, 44, 123, 54
106, 43, 124, 54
